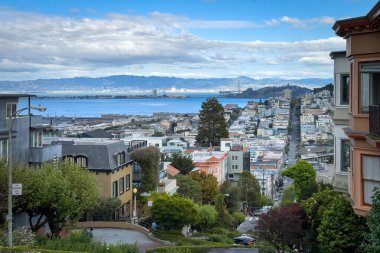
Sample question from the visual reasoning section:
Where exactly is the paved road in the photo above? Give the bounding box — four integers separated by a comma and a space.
92, 228, 164, 252
209, 248, 259, 253
287, 100, 300, 166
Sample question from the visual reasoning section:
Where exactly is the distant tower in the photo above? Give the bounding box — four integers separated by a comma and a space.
152, 89, 158, 96
237, 81, 241, 93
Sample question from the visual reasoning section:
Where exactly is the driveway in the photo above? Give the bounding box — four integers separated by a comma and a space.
92, 228, 164, 252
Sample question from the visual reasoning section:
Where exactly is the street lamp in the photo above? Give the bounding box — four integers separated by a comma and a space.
7, 105, 46, 247
132, 188, 138, 224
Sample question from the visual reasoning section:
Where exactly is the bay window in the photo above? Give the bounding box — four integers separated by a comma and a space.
362, 155, 380, 205
360, 62, 380, 113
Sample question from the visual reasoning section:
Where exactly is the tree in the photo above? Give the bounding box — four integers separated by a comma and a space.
130, 146, 160, 193
150, 194, 198, 230
365, 187, 380, 253
87, 197, 121, 221
196, 204, 218, 230
281, 160, 316, 202
175, 174, 203, 203
280, 185, 295, 207
195, 97, 228, 147
169, 153, 194, 175
238, 171, 261, 210
255, 204, 305, 253
15, 162, 99, 237
220, 180, 241, 212
189, 171, 219, 204
214, 194, 233, 228
317, 195, 367, 253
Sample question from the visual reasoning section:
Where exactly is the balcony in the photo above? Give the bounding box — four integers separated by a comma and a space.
369, 105, 380, 137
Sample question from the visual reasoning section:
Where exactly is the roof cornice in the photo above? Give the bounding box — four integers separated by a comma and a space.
333, 2, 380, 38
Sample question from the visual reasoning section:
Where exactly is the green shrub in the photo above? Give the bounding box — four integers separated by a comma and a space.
255, 241, 276, 253
207, 228, 228, 235
0, 227, 36, 247
206, 234, 232, 244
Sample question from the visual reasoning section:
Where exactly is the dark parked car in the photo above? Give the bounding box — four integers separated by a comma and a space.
233, 235, 255, 246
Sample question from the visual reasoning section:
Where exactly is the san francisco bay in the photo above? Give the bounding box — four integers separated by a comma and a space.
20, 94, 260, 117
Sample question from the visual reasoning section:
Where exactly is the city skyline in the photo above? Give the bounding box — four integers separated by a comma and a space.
0, 0, 378, 81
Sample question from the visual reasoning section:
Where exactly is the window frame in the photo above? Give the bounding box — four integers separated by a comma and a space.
63, 155, 74, 164
75, 155, 88, 168
112, 180, 118, 197
119, 177, 124, 195
361, 154, 380, 205
126, 174, 131, 192
340, 74, 350, 105
359, 61, 380, 114
6, 103, 17, 118
340, 139, 350, 173
0, 139, 8, 161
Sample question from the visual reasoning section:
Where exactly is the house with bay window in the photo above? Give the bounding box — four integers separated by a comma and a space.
330, 51, 350, 195
333, 1, 380, 215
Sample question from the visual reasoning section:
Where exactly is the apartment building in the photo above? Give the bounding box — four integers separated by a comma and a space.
333, 2, 380, 215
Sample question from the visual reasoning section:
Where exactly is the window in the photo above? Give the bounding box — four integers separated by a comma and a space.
341, 140, 350, 172
75, 155, 88, 168
0, 139, 8, 161
126, 174, 130, 191
362, 155, 380, 205
360, 62, 380, 113
6, 103, 17, 118
117, 152, 125, 165
228, 174, 233, 178
232, 165, 239, 170
63, 155, 74, 163
112, 180, 118, 197
31, 130, 42, 147
341, 74, 349, 105
119, 177, 124, 195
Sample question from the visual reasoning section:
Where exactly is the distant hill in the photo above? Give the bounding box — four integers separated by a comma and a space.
0, 75, 332, 93
227, 85, 312, 98
313, 83, 333, 96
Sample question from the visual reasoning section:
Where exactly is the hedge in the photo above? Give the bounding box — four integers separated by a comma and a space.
0, 247, 86, 253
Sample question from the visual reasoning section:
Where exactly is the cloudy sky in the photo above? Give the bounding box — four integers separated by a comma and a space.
0, 0, 378, 81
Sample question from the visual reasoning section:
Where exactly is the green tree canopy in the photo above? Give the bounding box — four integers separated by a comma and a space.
14, 162, 99, 237
220, 180, 241, 212
214, 194, 233, 228
195, 97, 228, 147
317, 195, 367, 253
280, 185, 295, 207
175, 174, 203, 203
189, 171, 219, 204
130, 146, 160, 193
87, 197, 122, 220
196, 204, 218, 230
238, 171, 261, 209
364, 187, 380, 253
150, 194, 199, 230
169, 152, 194, 175
301, 188, 338, 232
282, 160, 316, 201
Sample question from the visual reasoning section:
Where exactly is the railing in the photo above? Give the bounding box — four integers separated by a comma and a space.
369, 105, 380, 137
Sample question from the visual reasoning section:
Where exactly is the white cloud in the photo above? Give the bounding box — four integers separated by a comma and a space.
0, 8, 344, 81
265, 16, 336, 28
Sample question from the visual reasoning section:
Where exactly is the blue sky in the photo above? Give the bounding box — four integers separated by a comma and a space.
0, 0, 378, 81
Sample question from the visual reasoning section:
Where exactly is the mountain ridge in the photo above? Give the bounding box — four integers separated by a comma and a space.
0, 75, 332, 93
